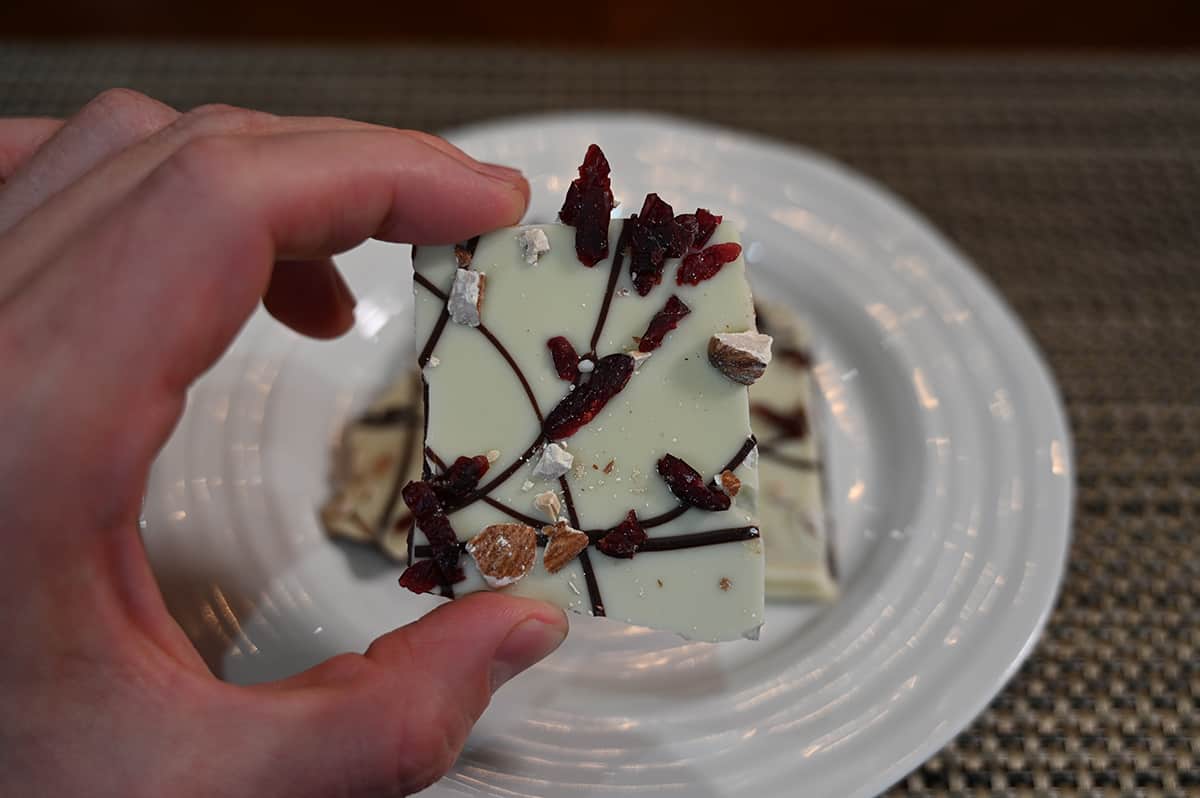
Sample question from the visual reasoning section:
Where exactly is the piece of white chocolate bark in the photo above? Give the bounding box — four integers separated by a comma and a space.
405, 161, 766, 641
320, 374, 423, 562
751, 302, 838, 601
324, 337, 838, 602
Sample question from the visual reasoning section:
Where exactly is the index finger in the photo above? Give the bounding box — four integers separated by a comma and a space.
13, 128, 526, 503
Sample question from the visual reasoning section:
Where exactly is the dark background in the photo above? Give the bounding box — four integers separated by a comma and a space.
3, 0, 1200, 48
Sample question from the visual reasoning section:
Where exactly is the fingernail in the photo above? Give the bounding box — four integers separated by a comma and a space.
490, 616, 567, 691
475, 161, 526, 184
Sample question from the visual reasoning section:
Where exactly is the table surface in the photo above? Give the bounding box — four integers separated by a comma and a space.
2, 43, 1196, 796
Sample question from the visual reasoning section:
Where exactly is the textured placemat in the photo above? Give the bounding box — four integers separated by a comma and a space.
1, 43, 1196, 796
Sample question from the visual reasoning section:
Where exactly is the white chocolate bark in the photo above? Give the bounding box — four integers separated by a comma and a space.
320, 374, 423, 562
751, 302, 838, 601
412, 221, 764, 642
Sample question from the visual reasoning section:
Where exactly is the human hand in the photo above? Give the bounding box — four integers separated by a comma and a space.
0, 89, 568, 798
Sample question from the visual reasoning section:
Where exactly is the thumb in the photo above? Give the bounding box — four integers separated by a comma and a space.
257, 593, 567, 797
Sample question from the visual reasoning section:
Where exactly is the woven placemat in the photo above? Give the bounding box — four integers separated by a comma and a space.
1, 43, 1196, 796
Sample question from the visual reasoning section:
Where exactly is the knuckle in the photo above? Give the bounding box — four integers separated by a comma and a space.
180, 103, 278, 136
82, 87, 176, 139
160, 133, 241, 190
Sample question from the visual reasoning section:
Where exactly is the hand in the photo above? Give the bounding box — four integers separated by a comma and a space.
0, 89, 568, 798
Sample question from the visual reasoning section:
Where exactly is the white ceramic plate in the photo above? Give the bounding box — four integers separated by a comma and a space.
143, 113, 1073, 797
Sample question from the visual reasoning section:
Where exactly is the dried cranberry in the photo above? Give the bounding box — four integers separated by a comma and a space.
751, 403, 808, 440
543, 353, 635, 439
674, 213, 700, 251
693, 209, 722, 248
401, 479, 441, 518
637, 295, 691, 353
596, 510, 647, 558
547, 336, 581, 381
677, 242, 742, 286
559, 144, 614, 267
427, 455, 490, 504
401, 480, 465, 584
398, 559, 441, 594
656, 454, 732, 511
629, 194, 693, 296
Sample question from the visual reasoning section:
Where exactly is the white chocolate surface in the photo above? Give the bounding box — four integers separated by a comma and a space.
752, 302, 838, 601
413, 220, 765, 641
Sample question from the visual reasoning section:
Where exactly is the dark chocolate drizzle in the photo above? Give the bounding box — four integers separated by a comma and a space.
417, 308, 451, 369
478, 325, 544, 424
412, 271, 543, 425
756, 445, 820, 470
417, 525, 759, 558
588, 219, 631, 354
359, 406, 419, 427
371, 373, 424, 541
556, 473, 603, 615
415, 236, 478, 369
638, 526, 759, 552
424, 446, 447, 471
410, 232, 762, 619
480, 496, 545, 527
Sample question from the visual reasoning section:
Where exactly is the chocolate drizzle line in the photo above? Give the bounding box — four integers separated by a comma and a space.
359, 406, 418, 427
478, 325, 544, 424
415, 237, 478, 369
599, 434, 758, 532
413, 271, 543, 424
639, 526, 759, 552
481, 497, 544, 527
372, 373, 425, 542
421, 378, 432, 478
417, 525, 758, 559
756, 445, 820, 470
557, 473, 603, 616
424, 446, 447, 471
410, 226, 762, 620
588, 219, 631, 354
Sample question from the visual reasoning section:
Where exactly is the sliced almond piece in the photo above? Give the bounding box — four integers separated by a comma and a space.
542, 521, 590, 574
717, 469, 742, 497
532, 490, 562, 522
627, 350, 652, 370
708, 331, 773, 385
466, 523, 537, 588
448, 269, 486, 327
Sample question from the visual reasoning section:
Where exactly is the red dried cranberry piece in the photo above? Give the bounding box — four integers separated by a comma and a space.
677, 242, 742, 286
693, 209, 722, 248
559, 144, 614, 267
636, 295, 691, 353
401, 480, 465, 583
543, 353, 635, 439
673, 213, 700, 252
751, 403, 808, 440
428, 455, 490, 503
596, 510, 648, 558
401, 479, 442, 518
547, 336, 581, 381
656, 454, 732, 511
398, 559, 441, 594
629, 193, 692, 296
